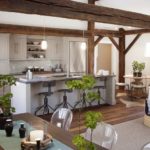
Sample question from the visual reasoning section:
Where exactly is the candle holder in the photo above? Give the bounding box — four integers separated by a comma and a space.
21, 133, 53, 150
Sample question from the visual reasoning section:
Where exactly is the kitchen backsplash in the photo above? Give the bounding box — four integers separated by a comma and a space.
10, 60, 65, 74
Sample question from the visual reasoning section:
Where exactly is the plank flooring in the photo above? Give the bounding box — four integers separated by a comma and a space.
39, 91, 145, 134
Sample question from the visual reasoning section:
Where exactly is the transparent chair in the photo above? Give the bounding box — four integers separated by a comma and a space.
84, 122, 118, 150
50, 108, 73, 131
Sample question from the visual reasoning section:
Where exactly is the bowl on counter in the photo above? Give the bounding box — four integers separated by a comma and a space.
33, 41, 40, 45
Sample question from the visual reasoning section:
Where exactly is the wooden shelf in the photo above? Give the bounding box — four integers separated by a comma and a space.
27, 44, 41, 47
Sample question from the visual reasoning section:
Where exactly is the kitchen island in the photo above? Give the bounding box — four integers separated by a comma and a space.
11, 74, 116, 114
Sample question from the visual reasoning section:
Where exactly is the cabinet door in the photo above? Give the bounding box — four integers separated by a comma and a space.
46, 39, 57, 59
10, 35, 27, 60
46, 39, 63, 60
0, 34, 9, 60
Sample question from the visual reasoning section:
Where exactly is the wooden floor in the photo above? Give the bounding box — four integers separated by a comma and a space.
39, 91, 145, 134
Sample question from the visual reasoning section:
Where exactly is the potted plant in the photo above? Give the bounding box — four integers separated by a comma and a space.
137, 62, 145, 77
72, 111, 102, 150
0, 75, 16, 129
66, 75, 103, 150
132, 60, 139, 77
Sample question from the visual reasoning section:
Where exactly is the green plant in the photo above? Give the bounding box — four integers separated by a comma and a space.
0, 75, 16, 116
132, 60, 139, 72
137, 62, 145, 73
66, 75, 103, 150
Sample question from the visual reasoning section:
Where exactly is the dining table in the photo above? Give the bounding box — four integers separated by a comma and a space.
124, 75, 149, 98
123, 75, 150, 89
0, 113, 107, 150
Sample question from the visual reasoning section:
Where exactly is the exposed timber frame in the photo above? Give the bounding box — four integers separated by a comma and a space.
0, 0, 150, 29
0, 0, 150, 80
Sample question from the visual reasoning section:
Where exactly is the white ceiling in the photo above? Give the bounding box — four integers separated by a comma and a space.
0, 0, 149, 30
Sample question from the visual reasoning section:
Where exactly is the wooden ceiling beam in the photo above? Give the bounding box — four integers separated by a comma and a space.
124, 29, 150, 35
0, 23, 122, 39
94, 36, 103, 46
94, 29, 121, 37
124, 34, 141, 54
0, 0, 150, 29
0, 24, 91, 37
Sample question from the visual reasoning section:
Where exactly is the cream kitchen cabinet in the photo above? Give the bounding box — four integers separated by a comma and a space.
0, 34, 9, 60
0, 34, 10, 74
46, 37, 63, 60
10, 34, 27, 60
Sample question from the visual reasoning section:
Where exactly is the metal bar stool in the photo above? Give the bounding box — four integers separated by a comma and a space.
54, 89, 73, 110
35, 81, 56, 115
73, 90, 88, 109
90, 85, 105, 106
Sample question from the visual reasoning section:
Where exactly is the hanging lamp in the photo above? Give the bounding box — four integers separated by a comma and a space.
81, 30, 87, 51
41, 17, 48, 50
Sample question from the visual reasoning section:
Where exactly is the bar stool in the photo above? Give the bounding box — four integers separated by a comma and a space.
115, 82, 129, 96
90, 85, 105, 106
54, 89, 73, 110
73, 90, 88, 109
34, 81, 56, 115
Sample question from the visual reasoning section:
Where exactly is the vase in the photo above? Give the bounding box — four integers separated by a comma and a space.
0, 114, 12, 130
19, 123, 26, 138
137, 72, 142, 77
4, 119, 13, 137
133, 72, 138, 77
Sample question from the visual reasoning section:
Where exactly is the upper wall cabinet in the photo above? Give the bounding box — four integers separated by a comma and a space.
46, 37, 63, 60
0, 34, 9, 60
10, 34, 27, 60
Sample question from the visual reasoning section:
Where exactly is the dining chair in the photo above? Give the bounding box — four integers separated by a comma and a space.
84, 122, 118, 150
50, 108, 73, 131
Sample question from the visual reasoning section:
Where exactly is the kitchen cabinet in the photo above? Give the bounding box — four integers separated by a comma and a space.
0, 34, 10, 74
0, 34, 9, 60
46, 37, 63, 60
10, 34, 27, 60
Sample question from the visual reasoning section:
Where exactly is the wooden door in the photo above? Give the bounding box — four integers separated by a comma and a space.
96, 43, 112, 74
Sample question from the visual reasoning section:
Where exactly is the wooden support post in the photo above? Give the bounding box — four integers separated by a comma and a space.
88, 22, 95, 74
119, 28, 125, 83
87, 0, 95, 74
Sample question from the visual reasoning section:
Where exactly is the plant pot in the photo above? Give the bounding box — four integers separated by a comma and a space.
133, 72, 138, 77
0, 114, 12, 130
137, 72, 142, 77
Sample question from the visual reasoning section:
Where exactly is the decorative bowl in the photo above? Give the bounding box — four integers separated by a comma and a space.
21, 133, 53, 150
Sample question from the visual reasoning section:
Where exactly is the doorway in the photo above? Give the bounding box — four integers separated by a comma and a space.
95, 43, 112, 74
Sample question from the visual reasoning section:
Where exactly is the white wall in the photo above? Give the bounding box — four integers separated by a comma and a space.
125, 33, 150, 76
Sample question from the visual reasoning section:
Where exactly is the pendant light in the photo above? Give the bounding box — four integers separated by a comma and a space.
144, 43, 150, 57
81, 30, 87, 51
41, 17, 48, 50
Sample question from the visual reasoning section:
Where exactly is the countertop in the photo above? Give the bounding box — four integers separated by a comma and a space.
17, 74, 115, 84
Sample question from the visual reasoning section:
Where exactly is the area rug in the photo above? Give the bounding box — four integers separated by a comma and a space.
112, 117, 150, 150
119, 98, 145, 108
